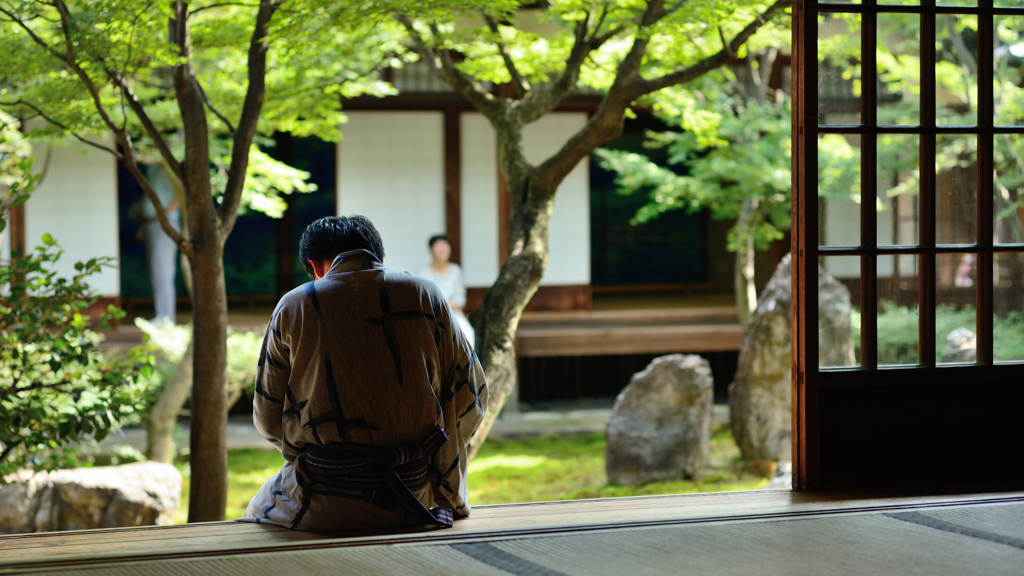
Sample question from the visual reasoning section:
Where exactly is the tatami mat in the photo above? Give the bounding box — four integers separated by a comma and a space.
909, 502, 1024, 541
489, 503, 1024, 576
7, 498, 1024, 576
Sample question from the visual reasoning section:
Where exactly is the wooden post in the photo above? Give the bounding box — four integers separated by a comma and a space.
790, 0, 820, 490
444, 108, 462, 265
9, 205, 25, 258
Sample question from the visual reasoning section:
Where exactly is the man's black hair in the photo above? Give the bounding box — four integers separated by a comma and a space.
299, 215, 385, 279
428, 234, 450, 248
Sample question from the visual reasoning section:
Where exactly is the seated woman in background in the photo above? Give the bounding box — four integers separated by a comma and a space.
417, 235, 475, 346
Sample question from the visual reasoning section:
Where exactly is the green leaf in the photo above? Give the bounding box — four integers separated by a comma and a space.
41, 233, 55, 246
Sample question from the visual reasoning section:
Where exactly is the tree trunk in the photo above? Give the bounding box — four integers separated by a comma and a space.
146, 336, 194, 463
186, 238, 229, 522
468, 121, 560, 459
734, 197, 759, 329
734, 236, 757, 330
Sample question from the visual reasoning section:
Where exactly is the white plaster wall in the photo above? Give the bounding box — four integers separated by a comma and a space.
824, 182, 896, 280
337, 112, 446, 274
460, 113, 500, 287
521, 113, 590, 286
24, 140, 120, 296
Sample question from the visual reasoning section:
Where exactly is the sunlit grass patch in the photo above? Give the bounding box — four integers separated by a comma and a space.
174, 448, 283, 524
466, 425, 768, 505
172, 423, 770, 522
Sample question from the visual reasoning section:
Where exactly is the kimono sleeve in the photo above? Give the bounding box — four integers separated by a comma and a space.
430, 291, 487, 517
252, 302, 296, 460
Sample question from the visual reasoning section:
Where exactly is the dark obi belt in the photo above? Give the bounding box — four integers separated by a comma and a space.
301, 426, 453, 528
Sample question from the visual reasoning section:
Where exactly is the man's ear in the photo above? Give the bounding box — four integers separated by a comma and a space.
309, 259, 326, 280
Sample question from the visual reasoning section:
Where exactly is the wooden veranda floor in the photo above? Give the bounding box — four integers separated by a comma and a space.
3, 490, 1022, 575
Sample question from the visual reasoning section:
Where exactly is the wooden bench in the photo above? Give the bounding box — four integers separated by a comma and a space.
516, 307, 743, 357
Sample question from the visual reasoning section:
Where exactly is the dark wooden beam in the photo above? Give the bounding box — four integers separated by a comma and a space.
444, 109, 462, 265
9, 205, 25, 258
790, 0, 819, 491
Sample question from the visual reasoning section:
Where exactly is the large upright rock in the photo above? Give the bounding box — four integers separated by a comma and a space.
605, 354, 714, 485
729, 254, 854, 463
0, 461, 181, 534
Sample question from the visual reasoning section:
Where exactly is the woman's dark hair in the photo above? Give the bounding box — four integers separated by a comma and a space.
299, 215, 385, 279
428, 234, 451, 248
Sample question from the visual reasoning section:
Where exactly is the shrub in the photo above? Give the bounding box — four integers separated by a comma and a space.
0, 237, 153, 480
136, 318, 264, 411
855, 302, 1024, 364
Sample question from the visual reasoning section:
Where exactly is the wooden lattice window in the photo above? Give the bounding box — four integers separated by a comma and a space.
792, 0, 1024, 490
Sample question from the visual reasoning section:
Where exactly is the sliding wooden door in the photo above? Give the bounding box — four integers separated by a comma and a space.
792, 0, 1024, 489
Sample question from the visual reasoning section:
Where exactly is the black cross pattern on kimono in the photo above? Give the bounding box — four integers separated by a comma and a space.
303, 357, 378, 443
366, 286, 438, 384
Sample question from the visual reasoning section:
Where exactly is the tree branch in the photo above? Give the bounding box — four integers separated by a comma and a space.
0, 100, 122, 158
0, 443, 15, 469
0, 6, 68, 65
189, 2, 262, 15
2, 2, 189, 254
517, 9, 623, 124
218, 0, 279, 236
123, 144, 192, 257
530, 0, 741, 196
483, 13, 529, 99
13, 379, 79, 394
395, 15, 501, 119
195, 77, 236, 135
635, 0, 791, 97
107, 69, 186, 183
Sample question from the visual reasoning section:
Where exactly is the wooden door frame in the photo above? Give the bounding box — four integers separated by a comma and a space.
791, 0, 1024, 491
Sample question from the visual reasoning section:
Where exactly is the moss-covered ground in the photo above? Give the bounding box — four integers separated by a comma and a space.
172, 423, 769, 524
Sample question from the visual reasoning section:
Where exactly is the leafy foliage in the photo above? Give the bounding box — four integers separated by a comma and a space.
0, 111, 41, 232
426, 0, 788, 95
136, 318, 264, 410
0, 237, 153, 480
595, 77, 792, 254
852, 303, 1024, 365
0, 0, 412, 217
595, 46, 866, 257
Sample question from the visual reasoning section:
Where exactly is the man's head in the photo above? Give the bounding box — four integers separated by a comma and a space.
299, 215, 385, 280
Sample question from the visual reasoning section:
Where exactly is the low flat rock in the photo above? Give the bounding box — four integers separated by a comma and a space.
940, 327, 977, 363
0, 461, 180, 534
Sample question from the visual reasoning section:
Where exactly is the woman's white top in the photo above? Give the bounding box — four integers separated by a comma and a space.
416, 263, 467, 309
416, 263, 474, 345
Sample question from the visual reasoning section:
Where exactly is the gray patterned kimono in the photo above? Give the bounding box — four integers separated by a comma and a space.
240, 249, 487, 531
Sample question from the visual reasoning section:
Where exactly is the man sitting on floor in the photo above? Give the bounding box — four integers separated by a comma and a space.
241, 215, 487, 531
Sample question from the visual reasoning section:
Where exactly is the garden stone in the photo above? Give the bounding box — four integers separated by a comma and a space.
0, 471, 46, 534
605, 354, 714, 485
729, 254, 855, 463
940, 328, 976, 363
0, 462, 180, 534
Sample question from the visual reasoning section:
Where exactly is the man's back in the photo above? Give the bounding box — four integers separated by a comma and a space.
243, 249, 486, 531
